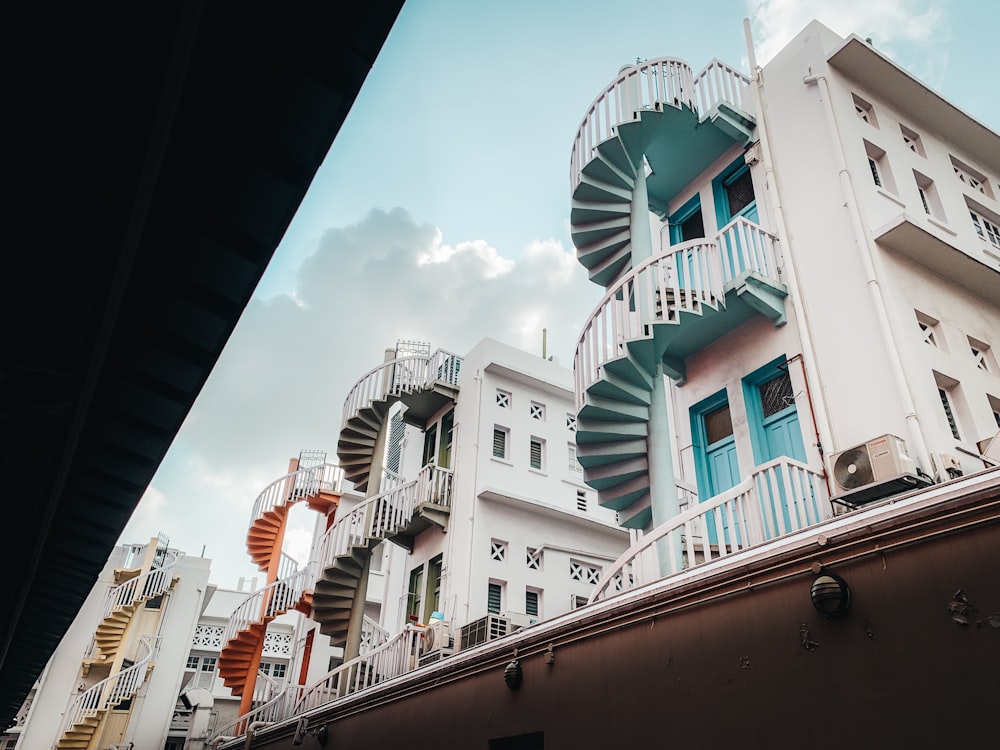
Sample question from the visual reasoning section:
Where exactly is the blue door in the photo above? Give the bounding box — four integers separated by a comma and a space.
750, 368, 809, 537
714, 161, 759, 278
694, 399, 741, 546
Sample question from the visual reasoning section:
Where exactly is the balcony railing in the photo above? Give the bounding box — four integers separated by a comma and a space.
570, 58, 750, 192
102, 549, 183, 620
221, 565, 315, 648
590, 457, 829, 602
574, 217, 779, 409
250, 463, 343, 523
294, 625, 424, 714
211, 681, 306, 742
341, 350, 463, 431
61, 637, 158, 736
317, 465, 454, 567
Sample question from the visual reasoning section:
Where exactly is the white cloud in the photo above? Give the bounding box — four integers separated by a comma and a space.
748, 0, 949, 69
134, 207, 602, 587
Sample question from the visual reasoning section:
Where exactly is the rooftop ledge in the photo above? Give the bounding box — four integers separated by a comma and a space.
873, 211, 1000, 301
827, 35, 1000, 174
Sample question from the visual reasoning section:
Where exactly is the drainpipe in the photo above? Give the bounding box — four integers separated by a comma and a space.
243, 722, 273, 750
800, 70, 932, 473
742, 18, 837, 467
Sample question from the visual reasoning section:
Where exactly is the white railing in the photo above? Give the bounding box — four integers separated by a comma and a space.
294, 625, 424, 714
361, 615, 391, 653
571, 57, 695, 192
341, 350, 463, 431
590, 457, 829, 602
317, 465, 454, 569
101, 550, 184, 621
693, 59, 751, 117
60, 637, 158, 739
222, 565, 315, 649
250, 463, 344, 523
210, 682, 306, 742
574, 217, 779, 409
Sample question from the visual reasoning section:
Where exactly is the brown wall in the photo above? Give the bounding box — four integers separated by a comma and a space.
248, 491, 1000, 749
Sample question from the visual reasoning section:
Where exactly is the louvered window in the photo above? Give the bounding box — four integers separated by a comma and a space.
568, 443, 581, 472
487, 582, 502, 614
576, 490, 587, 512
938, 388, 961, 440
529, 438, 543, 470
525, 590, 539, 618
493, 426, 508, 459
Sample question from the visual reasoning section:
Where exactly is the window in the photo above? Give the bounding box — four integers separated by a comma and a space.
526, 547, 542, 570
570, 560, 601, 584
490, 539, 507, 562
492, 425, 509, 460
571, 595, 589, 609
200, 657, 217, 672
427, 555, 443, 615
899, 124, 925, 156
576, 489, 587, 512
438, 410, 454, 468
989, 395, 1000, 429
915, 311, 943, 349
852, 93, 877, 126
938, 387, 961, 440
723, 167, 755, 216
864, 140, 896, 193
759, 371, 794, 417
566, 413, 577, 431
568, 443, 581, 472
422, 423, 437, 467
529, 401, 545, 420
529, 437, 545, 471
970, 209, 1000, 252
913, 170, 945, 221
260, 662, 287, 679
407, 566, 424, 622
186, 655, 200, 670
496, 389, 511, 408
969, 337, 994, 372
525, 589, 540, 618
952, 156, 993, 198
487, 582, 503, 614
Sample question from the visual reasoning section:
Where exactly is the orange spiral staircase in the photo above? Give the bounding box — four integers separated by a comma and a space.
217, 453, 342, 716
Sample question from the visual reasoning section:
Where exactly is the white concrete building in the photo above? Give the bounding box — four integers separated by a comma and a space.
7, 538, 211, 750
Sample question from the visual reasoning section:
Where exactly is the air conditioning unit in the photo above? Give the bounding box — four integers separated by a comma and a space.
501, 611, 537, 631
931, 451, 963, 482
422, 619, 453, 654
457, 614, 509, 651
417, 647, 454, 667
829, 434, 929, 508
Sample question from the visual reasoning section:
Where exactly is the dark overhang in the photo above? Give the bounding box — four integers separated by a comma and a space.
1, 1, 404, 726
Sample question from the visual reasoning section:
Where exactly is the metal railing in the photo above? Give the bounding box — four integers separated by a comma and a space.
250, 463, 344, 523
570, 58, 750, 192
59, 637, 158, 739
294, 625, 424, 714
692, 59, 751, 117
221, 565, 315, 649
101, 550, 184, 621
341, 350, 463, 432
574, 217, 779, 409
317, 464, 454, 568
362, 615, 391, 652
590, 457, 829, 602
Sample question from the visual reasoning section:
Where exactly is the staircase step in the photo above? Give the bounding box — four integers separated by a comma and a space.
603, 354, 654, 389
577, 438, 648, 466
595, 132, 637, 177
587, 370, 652, 407
614, 491, 652, 529
582, 456, 649, 490
582, 148, 636, 190
571, 215, 631, 249
579, 393, 649, 422
577, 419, 648, 443
613, 119, 645, 169
570, 199, 631, 226
595, 474, 651, 511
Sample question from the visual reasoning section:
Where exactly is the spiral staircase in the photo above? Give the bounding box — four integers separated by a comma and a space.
315, 350, 461, 646
217, 458, 342, 708
570, 58, 787, 529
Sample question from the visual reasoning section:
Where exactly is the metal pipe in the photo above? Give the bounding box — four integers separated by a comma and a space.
801, 72, 932, 473
244, 721, 273, 750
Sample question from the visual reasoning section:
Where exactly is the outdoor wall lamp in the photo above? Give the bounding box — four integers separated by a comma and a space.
810, 569, 852, 619
504, 658, 523, 689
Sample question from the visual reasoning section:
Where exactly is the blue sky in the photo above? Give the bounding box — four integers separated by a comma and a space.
120, 0, 999, 588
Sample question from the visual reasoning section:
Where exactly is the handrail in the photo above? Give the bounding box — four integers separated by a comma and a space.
589, 457, 829, 602
692, 59, 751, 118
341, 350, 463, 432
101, 550, 184, 620
60, 637, 158, 738
221, 565, 315, 648
317, 465, 454, 569
294, 625, 424, 715
362, 615, 391, 652
570, 57, 695, 192
250, 463, 343, 523
210, 681, 306, 742
574, 217, 779, 409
